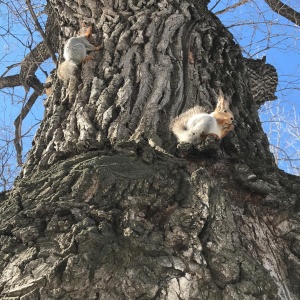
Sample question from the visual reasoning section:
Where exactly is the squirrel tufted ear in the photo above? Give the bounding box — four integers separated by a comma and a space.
216, 90, 231, 112
216, 92, 225, 111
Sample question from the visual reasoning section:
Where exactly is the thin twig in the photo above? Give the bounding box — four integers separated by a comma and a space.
215, 0, 251, 15
210, 0, 222, 12
0, 62, 21, 77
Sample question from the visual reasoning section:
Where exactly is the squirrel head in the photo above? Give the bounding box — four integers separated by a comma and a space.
211, 94, 235, 125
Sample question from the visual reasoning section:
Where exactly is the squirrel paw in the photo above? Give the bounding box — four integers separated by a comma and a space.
206, 133, 220, 140
177, 142, 193, 150
204, 135, 220, 146
176, 142, 193, 158
81, 54, 94, 63
194, 135, 220, 153
222, 123, 234, 130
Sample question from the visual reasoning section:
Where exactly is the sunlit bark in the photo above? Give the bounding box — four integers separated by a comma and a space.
0, 1, 299, 299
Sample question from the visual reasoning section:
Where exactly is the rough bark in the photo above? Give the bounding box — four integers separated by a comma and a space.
1, 0, 300, 299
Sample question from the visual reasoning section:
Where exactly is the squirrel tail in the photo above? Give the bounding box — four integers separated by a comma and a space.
170, 106, 207, 142
57, 60, 78, 86
170, 106, 207, 131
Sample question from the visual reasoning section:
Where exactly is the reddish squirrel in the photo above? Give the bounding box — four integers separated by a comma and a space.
57, 25, 101, 85
170, 94, 235, 143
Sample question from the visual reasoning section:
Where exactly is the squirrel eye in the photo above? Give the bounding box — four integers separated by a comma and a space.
231, 117, 234, 120
224, 109, 227, 113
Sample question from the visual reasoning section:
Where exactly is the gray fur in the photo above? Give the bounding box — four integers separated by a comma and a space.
64, 36, 97, 63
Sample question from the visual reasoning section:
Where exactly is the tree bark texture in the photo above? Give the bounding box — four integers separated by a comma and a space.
21, 0, 277, 176
1, 0, 300, 299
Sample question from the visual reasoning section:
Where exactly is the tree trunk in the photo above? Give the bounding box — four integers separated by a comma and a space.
1, 0, 300, 299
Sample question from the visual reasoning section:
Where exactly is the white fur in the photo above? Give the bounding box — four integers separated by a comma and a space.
64, 36, 98, 63
58, 34, 100, 85
170, 96, 234, 144
174, 113, 220, 143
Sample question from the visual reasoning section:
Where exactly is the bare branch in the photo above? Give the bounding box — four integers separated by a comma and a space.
215, 0, 251, 15
25, 0, 57, 65
0, 75, 21, 89
20, 41, 50, 92
263, 0, 300, 25
0, 42, 53, 93
13, 91, 40, 166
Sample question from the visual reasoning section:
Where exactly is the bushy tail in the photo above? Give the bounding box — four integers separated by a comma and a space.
57, 60, 78, 86
170, 106, 207, 142
170, 106, 207, 131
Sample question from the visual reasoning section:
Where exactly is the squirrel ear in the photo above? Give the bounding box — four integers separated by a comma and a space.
84, 25, 93, 39
216, 93, 225, 111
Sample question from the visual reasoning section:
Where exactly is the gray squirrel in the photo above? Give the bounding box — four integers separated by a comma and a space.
170, 94, 235, 143
57, 25, 101, 85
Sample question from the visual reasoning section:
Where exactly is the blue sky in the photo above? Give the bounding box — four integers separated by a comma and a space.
0, 1, 49, 189
209, 0, 300, 174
